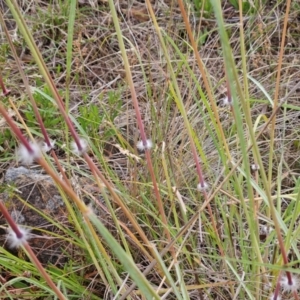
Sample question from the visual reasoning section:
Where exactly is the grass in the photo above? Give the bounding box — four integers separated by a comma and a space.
0, 0, 300, 299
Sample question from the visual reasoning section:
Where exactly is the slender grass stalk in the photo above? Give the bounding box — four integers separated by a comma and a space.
237, 0, 263, 296
267, 10, 292, 293
268, 0, 291, 187
272, 273, 282, 300
65, 0, 76, 112
64, 0, 77, 175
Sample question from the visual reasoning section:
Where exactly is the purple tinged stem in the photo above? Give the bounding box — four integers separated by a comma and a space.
0, 105, 33, 153
0, 74, 11, 96
0, 201, 23, 238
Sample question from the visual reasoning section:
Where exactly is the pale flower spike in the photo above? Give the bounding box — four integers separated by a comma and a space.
16, 142, 41, 165
222, 96, 232, 106
280, 275, 300, 292
42, 139, 55, 152
137, 139, 153, 151
71, 138, 88, 156
251, 163, 260, 171
197, 182, 208, 192
6, 226, 31, 249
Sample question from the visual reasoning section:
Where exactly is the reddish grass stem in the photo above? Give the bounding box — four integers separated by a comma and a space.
0, 202, 22, 238
272, 273, 281, 300
0, 74, 11, 96
0, 104, 33, 153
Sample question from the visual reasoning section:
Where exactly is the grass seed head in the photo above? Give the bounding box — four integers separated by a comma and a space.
137, 139, 153, 151
197, 181, 209, 192
6, 226, 31, 249
280, 274, 299, 292
16, 142, 41, 165
42, 139, 56, 152
222, 96, 233, 106
71, 138, 88, 155
251, 164, 260, 171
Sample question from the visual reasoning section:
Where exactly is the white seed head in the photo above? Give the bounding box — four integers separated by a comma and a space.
137, 139, 153, 151
251, 164, 260, 171
42, 139, 55, 152
71, 138, 88, 156
6, 226, 31, 249
269, 294, 280, 300
280, 275, 300, 292
16, 142, 41, 165
222, 96, 232, 106
260, 225, 273, 235
197, 182, 209, 192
